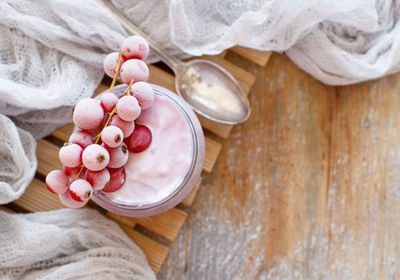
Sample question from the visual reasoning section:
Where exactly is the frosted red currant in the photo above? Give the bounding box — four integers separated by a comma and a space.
69, 179, 93, 202
117, 95, 141, 121
45, 170, 69, 194
120, 59, 149, 85
125, 124, 152, 153
59, 143, 82, 167
107, 143, 129, 168
101, 167, 126, 193
64, 166, 87, 181
110, 115, 135, 138
73, 98, 104, 130
85, 169, 110, 190
101, 125, 124, 148
82, 144, 110, 171
121, 35, 149, 60
59, 191, 87, 208
100, 93, 119, 113
130, 82, 154, 109
69, 130, 93, 149
103, 52, 126, 78
89, 112, 110, 137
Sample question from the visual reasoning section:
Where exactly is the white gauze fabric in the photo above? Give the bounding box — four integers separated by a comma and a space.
166, 0, 400, 85
0, 208, 156, 280
0, 114, 36, 204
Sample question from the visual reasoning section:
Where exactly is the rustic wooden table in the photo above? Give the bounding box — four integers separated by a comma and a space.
158, 52, 400, 279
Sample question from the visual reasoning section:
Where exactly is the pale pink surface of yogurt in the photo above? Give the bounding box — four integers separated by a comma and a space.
106, 94, 193, 205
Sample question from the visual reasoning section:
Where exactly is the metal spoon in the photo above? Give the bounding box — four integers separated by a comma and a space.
97, 0, 251, 124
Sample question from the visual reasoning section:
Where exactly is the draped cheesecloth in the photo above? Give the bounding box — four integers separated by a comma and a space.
0, 208, 155, 279
0, 0, 399, 278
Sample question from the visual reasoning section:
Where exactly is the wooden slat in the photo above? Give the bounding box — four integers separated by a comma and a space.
13, 178, 65, 212
50, 123, 221, 173
108, 207, 188, 242
106, 211, 136, 228
181, 177, 202, 207
51, 123, 74, 143
230, 46, 272, 67
121, 225, 169, 273
204, 137, 222, 173
37, 139, 63, 176
202, 55, 256, 94
131, 208, 187, 242
93, 83, 109, 97
0, 205, 13, 213
148, 65, 175, 91
196, 115, 233, 139
219, 50, 228, 57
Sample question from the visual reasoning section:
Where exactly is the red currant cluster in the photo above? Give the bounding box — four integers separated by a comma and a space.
45, 36, 154, 208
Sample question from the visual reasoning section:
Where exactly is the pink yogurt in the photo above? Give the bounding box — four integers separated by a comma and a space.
92, 84, 205, 217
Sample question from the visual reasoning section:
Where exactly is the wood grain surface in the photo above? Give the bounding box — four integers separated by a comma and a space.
158, 53, 400, 279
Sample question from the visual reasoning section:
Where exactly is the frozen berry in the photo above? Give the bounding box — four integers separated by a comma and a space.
100, 93, 119, 113
73, 98, 104, 130
120, 59, 149, 85
130, 82, 154, 109
45, 170, 69, 194
89, 112, 110, 137
125, 124, 152, 153
59, 143, 82, 167
59, 191, 87, 208
110, 115, 135, 138
121, 35, 149, 60
101, 125, 124, 148
64, 166, 86, 181
117, 95, 141, 121
82, 144, 110, 171
69, 130, 93, 149
107, 143, 129, 168
85, 169, 110, 190
103, 52, 126, 78
69, 179, 93, 202
102, 167, 126, 193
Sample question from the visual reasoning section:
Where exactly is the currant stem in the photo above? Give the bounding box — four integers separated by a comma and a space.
109, 49, 123, 93
74, 165, 85, 181
93, 80, 134, 144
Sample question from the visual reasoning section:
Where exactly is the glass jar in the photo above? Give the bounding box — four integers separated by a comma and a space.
91, 84, 205, 217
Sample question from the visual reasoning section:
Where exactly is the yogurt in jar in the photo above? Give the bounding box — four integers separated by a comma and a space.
92, 84, 205, 217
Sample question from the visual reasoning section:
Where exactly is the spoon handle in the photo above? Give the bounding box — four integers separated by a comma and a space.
96, 0, 181, 73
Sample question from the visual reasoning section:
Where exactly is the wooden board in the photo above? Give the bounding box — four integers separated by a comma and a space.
230, 46, 272, 67
5, 47, 267, 274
